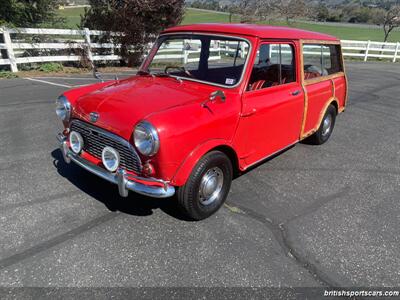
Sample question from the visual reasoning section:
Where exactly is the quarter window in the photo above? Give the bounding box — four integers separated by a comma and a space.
303, 44, 343, 80
248, 43, 296, 91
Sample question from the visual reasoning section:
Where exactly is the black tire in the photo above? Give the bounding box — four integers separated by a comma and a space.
177, 151, 233, 220
306, 104, 337, 145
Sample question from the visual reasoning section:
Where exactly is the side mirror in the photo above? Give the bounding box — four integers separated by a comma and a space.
209, 90, 226, 103
201, 90, 226, 111
92, 67, 104, 82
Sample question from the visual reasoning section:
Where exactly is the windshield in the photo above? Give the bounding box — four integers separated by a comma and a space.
141, 34, 250, 87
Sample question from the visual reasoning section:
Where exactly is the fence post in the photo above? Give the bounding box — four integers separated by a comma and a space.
2, 28, 18, 72
240, 42, 245, 58
364, 40, 370, 62
393, 42, 399, 63
83, 28, 93, 64
182, 40, 188, 64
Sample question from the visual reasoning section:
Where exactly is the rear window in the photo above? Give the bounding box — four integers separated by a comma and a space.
303, 44, 343, 80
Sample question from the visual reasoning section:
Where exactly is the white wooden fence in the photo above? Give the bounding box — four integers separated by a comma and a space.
341, 39, 400, 62
0, 27, 121, 72
0, 27, 399, 72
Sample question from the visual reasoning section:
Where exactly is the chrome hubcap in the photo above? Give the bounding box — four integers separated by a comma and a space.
322, 114, 332, 137
199, 167, 224, 206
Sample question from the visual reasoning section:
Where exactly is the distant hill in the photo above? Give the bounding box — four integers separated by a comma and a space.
186, 0, 399, 9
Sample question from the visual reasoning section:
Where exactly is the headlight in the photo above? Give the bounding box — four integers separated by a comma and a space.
69, 131, 84, 154
133, 121, 160, 156
56, 95, 71, 121
102, 146, 120, 172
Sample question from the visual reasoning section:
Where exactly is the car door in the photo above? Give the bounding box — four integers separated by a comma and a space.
234, 41, 305, 167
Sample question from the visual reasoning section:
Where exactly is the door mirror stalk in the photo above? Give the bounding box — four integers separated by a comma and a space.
202, 90, 226, 110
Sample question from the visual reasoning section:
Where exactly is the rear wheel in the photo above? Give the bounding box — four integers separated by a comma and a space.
177, 151, 233, 220
307, 104, 336, 145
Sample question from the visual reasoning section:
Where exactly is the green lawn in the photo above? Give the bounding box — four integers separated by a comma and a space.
182, 8, 240, 24
57, 7, 400, 42
57, 7, 86, 29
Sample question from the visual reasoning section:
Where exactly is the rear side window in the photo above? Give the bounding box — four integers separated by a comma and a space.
303, 44, 343, 80
248, 43, 296, 91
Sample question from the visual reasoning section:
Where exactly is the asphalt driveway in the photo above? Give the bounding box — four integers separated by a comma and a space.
0, 62, 399, 296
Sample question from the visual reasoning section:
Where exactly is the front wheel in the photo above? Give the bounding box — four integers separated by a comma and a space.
177, 151, 233, 220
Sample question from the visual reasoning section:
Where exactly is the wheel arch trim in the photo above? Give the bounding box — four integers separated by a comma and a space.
301, 97, 339, 140
171, 139, 239, 186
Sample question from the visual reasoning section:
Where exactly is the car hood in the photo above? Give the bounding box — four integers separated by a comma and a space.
73, 76, 213, 139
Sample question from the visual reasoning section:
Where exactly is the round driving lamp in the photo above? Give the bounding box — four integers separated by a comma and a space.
133, 121, 160, 156
69, 131, 84, 154
56, 95, 71, 121
102, 146, 120, 172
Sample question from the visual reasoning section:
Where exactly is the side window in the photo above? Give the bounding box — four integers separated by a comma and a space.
327, 45, 343, 74
322, 46, 331, 70
303, 44, 324, 79
303, 44, 343, 80
248, 43, 296, 91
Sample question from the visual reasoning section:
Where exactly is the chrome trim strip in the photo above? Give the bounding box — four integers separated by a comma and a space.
145, 32, 253, 89
58, 134, 174, 198
71, 119, 142, 172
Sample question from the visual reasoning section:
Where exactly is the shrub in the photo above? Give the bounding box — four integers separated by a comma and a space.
38, 62, 63, 72
0, 71, 18, 79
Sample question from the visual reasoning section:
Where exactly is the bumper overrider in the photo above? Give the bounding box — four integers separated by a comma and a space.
57, 133, 175, 198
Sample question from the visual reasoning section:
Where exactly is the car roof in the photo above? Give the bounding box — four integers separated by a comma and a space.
162, 23, 339, 41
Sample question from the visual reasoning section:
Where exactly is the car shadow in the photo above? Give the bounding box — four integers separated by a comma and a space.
51, 149, 192, 221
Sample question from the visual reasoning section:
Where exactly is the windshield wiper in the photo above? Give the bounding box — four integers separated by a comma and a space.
153, 72, 182, 83
138, 69, 180, 82
136, 70, 153, 76
153, 71, 170, 77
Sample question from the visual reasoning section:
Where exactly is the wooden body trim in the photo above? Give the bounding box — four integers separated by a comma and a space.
298, 39, 346, 140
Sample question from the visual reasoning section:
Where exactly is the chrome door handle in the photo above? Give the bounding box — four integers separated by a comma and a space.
291, 90, 301, 96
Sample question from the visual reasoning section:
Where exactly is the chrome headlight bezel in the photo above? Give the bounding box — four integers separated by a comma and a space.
102, 146, 120, 172
69, 131, 84, 154
133, 121, 160, 157
56, 95, 71, 121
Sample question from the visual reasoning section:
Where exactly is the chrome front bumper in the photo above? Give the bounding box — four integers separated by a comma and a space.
57, 133, 175, 198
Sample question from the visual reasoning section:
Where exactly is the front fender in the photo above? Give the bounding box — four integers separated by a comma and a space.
170, 139, 234, 186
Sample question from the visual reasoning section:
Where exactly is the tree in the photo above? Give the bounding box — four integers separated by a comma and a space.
373, 5, 400, 42
0, 0, 63, 27
268, 0, 307, 24
229, 0, 258, 23
228, 0, 277, 23
190, 0, 220, 11
347, 7, 375, 23
315, 3, 330, 22
81, 0, 185, 65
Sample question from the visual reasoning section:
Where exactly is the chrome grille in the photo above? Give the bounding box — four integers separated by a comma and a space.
70, 120, 142, 173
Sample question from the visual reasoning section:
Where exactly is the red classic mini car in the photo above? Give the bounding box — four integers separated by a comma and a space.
56, 24, 347, 220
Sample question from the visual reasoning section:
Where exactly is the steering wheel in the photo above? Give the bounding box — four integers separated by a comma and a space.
165, 65, 193, 77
